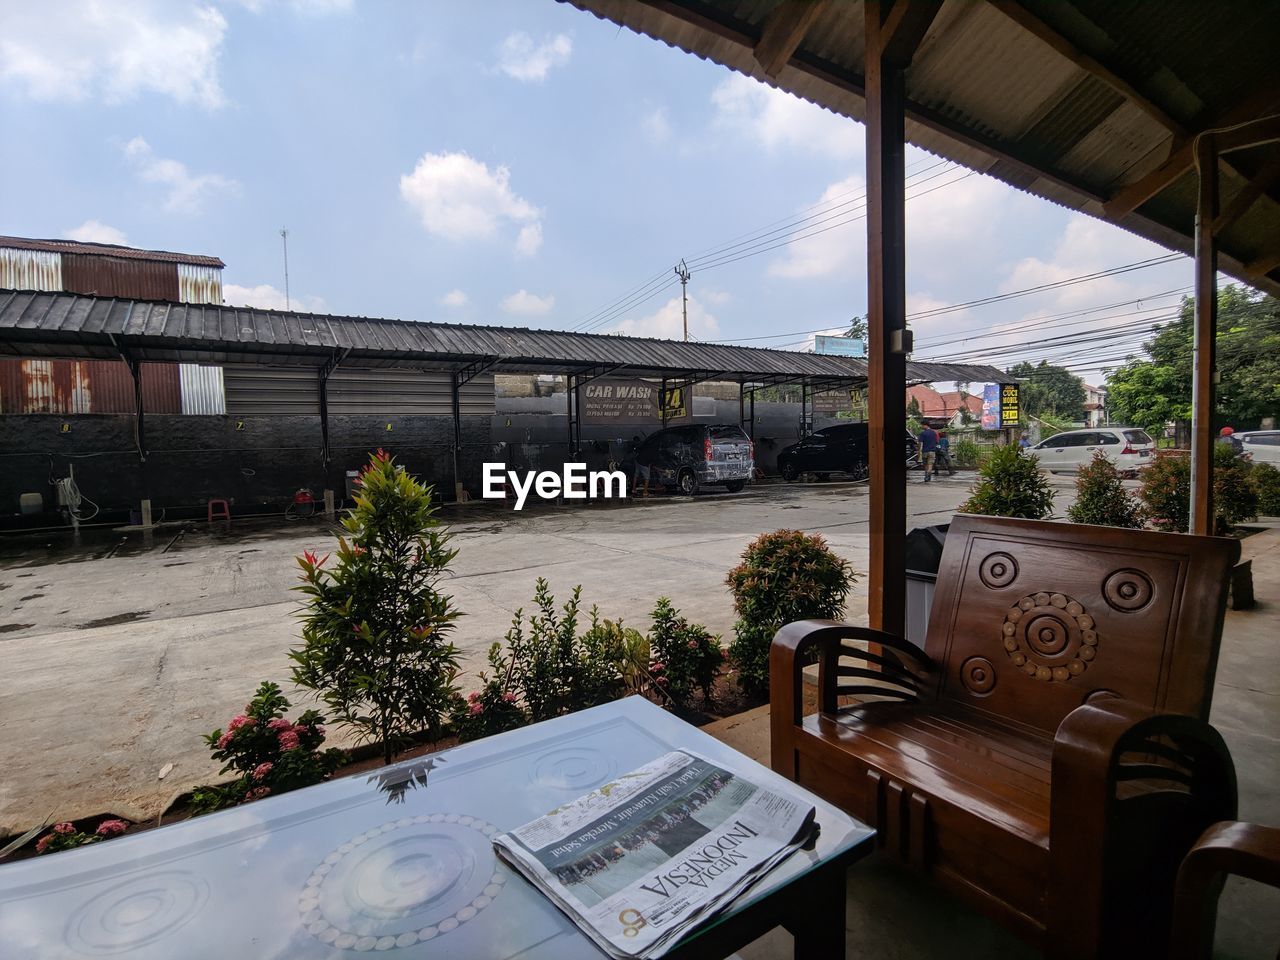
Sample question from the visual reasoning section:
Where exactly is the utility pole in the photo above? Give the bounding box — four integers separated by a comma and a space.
674, 259, 691, 341
280, 227, 291, 310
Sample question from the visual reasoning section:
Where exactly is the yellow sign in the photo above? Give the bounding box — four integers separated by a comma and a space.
999, 383, 1020, 427
661, 386, 686, 420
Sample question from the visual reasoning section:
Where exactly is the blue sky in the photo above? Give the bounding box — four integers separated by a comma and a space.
0, 0, 1198, 385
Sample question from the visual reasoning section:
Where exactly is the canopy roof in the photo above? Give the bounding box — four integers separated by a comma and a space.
0, 289, 1004, 386
564, 0, 1280, 296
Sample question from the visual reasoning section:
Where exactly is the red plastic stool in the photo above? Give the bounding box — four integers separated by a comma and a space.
207, 499, 231, 523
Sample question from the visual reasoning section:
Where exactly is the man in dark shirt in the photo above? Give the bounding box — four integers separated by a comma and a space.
918, 424, 940, 481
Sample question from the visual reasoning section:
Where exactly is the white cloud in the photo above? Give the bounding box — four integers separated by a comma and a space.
441, 289, 468, 307
236, 0, 353, 13
399, 151, 543, 256
701, 288, 731, 306
501, 289, 555, 316
643, 107, 672, 144
123, 137, 238, 213
63, 220, 128, 245
515, 222, 543, 257
496, 32, 571, 82
711, 74, 861, 158
605, 295, 720, 340
768, 175, 865, 279
0, 1, 227, 108
223, 282, 325, 312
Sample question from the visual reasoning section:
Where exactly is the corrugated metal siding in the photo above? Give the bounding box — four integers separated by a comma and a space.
224, 365, 319, 416
326, 369, 494, 416
0, 248, 61, 291
0, 236, 223, 267
0, 358, 180, 413
61, 254, 180, 302
177, 264, 223, 305
179, 364, 226, 414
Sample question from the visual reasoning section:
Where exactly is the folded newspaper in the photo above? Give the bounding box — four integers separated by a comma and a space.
492, 750, 817, 959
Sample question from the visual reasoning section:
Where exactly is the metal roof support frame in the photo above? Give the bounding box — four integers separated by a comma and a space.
318, 348, 350, 469
108, 332, 147, 463
449, 357, 496, 500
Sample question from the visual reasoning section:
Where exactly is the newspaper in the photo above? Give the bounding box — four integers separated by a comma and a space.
492, 750, 817, 959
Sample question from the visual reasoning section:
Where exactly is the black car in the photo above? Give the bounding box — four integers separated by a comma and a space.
629, 424, 754, 495
776, 423, 918, 481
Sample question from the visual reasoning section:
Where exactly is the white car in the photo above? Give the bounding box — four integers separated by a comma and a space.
1031, 427, 1155, 475
1238, 430, 1280, 464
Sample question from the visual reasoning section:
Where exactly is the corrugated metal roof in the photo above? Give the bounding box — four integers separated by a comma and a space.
562, 0, 1280, 296
0, 236, 224, 268
0, 289, 1007, 386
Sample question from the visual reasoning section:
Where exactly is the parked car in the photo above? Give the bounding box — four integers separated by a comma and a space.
777, 422, 919, 482
1237, 430, 1280, 464
628, 423, 754, 494
1030, 426, 1155, 475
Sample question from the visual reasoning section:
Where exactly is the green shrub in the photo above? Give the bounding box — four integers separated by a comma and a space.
33, 819, 130, 856
198, 681, 342, 811
647, 597, 722, 709
1067, 452, 1144, 528
291, 449, 462, 763
450, 643, 527, 743
726, 530, 855, 697
1252, 462, 1280, 517
959, 444, 1055, 519
503, 579, 626, 722
1140, 445, 1257, 533
952, 438, 982, 469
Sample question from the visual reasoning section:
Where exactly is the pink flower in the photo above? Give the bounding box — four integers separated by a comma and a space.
216, 732, 233, 750
467, 691, 480, 703
53, 822, 75, 835
36, 835, 52, 854
502, 693, 517, 704
245, 786, 271, 802
651, 662, 664, 672
313, 725, 325, 738
227, 715, 255, 732
721, 649, 729, 661
252, 762, 274, 781
469, 702, 484, 716
95, 819, 128, 838
267, 718, 291, 732
278, 730, 301, 751
687, 639, 699, 650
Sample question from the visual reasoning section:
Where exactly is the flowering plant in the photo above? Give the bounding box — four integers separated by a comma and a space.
449, 644, 528, 743
647, 597, 722, 710
197, 681, 342, 812
33, 818, 129, 856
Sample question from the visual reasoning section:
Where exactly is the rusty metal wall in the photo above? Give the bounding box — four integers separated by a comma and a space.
0, 248, 61, 291
177, 263, 223, 305
0, 359, 181, 414
60, 254, 180, 301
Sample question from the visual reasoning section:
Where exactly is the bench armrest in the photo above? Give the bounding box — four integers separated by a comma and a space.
1046, 698, 1237, 959
1170, 821, 1280, 960
769, 619, 933, 779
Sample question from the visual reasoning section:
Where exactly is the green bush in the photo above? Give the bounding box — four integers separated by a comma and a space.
197, 681, 343, 811
1252, 462, 1280, 517
291, 449, 462, 763
959, 444, 1055, 519
450, 643, 528, 743
503, 579, 626, 722
1067, 452, 1144, 528
647, 597, 722, 710
952, 438, 983, 469
726, 530, 855, 697
1140, 445, 1258, 533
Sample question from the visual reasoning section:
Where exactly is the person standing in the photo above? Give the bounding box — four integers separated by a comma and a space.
918, 423, 940, 481
1218, 426, 1243, 454
937, 430, 953, 475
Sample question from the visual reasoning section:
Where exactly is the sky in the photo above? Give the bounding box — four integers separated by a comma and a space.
0, 0, 1206, 386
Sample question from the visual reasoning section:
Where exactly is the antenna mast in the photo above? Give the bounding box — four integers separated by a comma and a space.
674, 259, 691, 341
280, 227, 291, 310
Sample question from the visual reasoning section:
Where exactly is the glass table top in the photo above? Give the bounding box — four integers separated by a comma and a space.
0, 696, 874, 959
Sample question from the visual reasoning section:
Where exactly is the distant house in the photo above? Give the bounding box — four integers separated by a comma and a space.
1084, 384, 1108, 427
906, 384, 982, 429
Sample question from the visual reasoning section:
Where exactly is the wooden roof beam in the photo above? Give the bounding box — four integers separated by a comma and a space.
753, 0, 830, 78
1245, 251, 1280, 281
1214, 154, 1280, 234
879, 0, 943, 67
987, 0, 1188, 137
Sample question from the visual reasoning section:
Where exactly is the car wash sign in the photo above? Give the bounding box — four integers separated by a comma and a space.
583, 379, 659, 423
982, 383, 1020, 429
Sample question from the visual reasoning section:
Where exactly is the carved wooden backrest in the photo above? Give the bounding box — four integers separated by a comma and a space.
924, 515, 1240, 733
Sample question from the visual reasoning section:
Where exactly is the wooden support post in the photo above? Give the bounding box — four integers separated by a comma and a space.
323, 489, 335, 518
865, 0, 918, 636
140, 499, 153, 529
1191, 134, 1218, 536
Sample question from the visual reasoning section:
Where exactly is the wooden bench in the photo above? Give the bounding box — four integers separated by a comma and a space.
771, 515, 1241, 958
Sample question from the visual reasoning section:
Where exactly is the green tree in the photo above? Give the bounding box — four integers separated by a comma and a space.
1107, 286, 1280, 430
1006, 361, 1087, 421
292, 450, 462, 764
1067, 452, 1144, 528
906, 395, 923, 419
960, 444, 1055, 519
